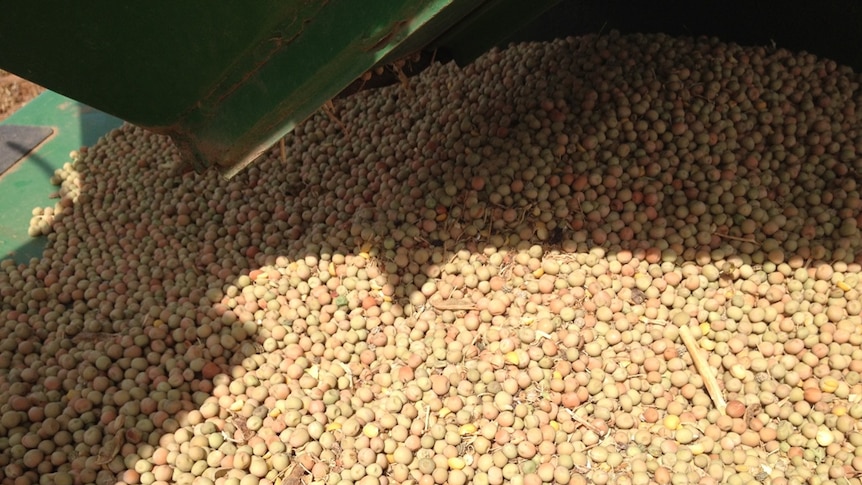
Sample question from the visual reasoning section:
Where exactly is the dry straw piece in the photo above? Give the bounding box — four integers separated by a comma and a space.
679, 324, 727, 415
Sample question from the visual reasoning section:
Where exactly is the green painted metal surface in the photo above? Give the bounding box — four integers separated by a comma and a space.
0, 1, 563, 178
0, 1, 478, 177
0, 92, 122, 262
168, 0, 484, 178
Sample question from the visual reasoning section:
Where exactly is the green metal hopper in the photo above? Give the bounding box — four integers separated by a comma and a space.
0, 1, 559, 178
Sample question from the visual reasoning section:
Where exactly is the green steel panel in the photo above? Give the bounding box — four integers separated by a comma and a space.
0, 1, 480, 177
0, 92, 122, 262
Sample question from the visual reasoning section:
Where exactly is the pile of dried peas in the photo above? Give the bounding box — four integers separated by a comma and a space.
4, 31, 862, 485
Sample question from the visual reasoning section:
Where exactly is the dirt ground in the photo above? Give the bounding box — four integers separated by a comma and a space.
0, 70, 44, 122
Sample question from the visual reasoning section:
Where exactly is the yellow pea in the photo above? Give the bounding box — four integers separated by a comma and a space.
448, 457, 466, 470
664, 415, 681, 431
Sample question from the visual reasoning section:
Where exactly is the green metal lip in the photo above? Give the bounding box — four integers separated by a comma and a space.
162, 1, 485, 178
0, 2, 483, 177
0, 1, 562, 178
